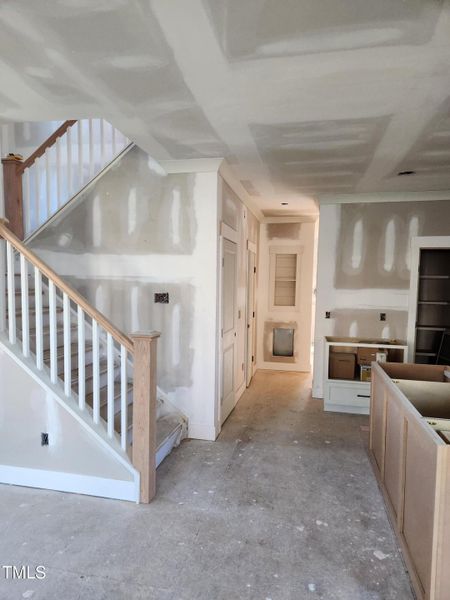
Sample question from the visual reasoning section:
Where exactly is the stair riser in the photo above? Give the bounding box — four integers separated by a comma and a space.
13, 310, 60, 330
43, 349, 94, 376
29, 329, 78, 352
79, 367, 120, 395
99, 389, 133, 421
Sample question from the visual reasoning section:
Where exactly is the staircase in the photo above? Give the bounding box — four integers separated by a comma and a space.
0, 119, 187, 503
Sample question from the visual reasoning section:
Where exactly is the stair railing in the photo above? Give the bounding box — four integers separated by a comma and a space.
1, 119, 130, 240
0, 220, 159, 503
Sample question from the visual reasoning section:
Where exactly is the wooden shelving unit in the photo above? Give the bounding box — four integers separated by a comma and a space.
415, 249, 450, 364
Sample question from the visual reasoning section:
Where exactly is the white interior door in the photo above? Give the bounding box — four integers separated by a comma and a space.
221, 238, 237, 424
246, 250, 257, 386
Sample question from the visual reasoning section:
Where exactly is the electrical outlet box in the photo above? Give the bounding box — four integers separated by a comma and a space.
380, 312, 386, 321
41, 433, 49, 446
154, 293, 169, 304
325, 311, 331, 319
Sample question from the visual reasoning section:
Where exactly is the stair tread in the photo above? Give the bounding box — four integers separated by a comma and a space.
43, 342, 93, 361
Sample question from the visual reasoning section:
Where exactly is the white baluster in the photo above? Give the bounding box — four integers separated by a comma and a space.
92, 319, 100, 424
34, 267, 43, 370
107, 333, 114, 438
120, 345, 127, 450
20, 254, 29, 357
45, 149, 51, 221
77, 306, 85, 410
48, 281, 57, 384
111, 123, 116, 156
0, 240, 6, 333
56, 137, 62, 209
88, 119, 94, 178
78, 120, 83, 189
6, 241, 16, 344
23, 169, 32, 236
67, 126, 73, 198
63, 292, 71, 397
34, 159, 41, 229
100, 119, 105, 165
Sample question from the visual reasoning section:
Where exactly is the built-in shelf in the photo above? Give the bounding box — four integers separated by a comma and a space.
415, 249, 450, 364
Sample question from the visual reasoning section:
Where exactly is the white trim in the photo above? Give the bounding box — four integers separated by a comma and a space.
159, 158, 223, 174
319, 191, 450, 206
0, 465, 138, 502
221, 221, 238, 243
407, 235, 450, 362
188, 421, 219, 441
247, 240, 257, 253
257, 364, 311, 373
268, 245, 303, 312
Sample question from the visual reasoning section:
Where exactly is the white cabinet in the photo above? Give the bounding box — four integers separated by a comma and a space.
324, 337, 408, 415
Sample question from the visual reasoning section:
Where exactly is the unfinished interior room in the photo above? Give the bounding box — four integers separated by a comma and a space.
1, 1, 450, 599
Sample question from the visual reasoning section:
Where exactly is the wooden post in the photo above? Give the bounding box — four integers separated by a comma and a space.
1, 154, 24, 240
131, 331, 160, 503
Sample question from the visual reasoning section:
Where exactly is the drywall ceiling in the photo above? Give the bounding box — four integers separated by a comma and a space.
0, 0, 450, 217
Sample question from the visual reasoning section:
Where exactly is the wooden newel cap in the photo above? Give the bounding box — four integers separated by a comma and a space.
131, 331, 161, 341
2, 153, 23, 163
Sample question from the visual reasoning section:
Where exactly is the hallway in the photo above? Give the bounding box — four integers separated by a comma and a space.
0, 371, 413, 599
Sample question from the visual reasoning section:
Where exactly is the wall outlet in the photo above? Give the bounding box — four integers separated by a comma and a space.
41, 433, 49, 446
380, 312, 386, 321
325, 311, 331, 319
154, 293, 169, 304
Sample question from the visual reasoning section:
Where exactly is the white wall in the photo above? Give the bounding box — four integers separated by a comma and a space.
0, 343, 136, 499
257, 221, 316, 372
30, 147, 220, 441
313, 200, 450, 398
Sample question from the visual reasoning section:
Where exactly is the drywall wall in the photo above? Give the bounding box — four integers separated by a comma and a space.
257, 220, 316, 372
313, 199, 450, 397
29, 145, 220, 441
0, 343, 135, 498
0, 120, 62, 216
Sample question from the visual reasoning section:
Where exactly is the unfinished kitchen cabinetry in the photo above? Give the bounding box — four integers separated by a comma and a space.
370, 362, 450, 600
324, 337, 407, 414
414, 248, 450, 364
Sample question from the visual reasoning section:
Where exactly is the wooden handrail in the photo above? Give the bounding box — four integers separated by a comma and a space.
0, 220, 134, 353
20, 120, 77, 173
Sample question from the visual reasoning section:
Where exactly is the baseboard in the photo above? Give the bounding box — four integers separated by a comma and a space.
312, 384, 324, 399
324, 404, 369, 416
188, 421, 219, 441
0, 465, 139, 502
257, 362, 311, 373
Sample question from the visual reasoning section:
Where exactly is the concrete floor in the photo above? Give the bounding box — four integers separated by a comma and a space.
0, 371, 414, 600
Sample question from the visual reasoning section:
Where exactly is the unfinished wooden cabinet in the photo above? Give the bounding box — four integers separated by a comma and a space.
370, 362, 450, 600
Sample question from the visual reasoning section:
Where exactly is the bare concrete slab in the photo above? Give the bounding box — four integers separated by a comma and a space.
0, 371, 413, 599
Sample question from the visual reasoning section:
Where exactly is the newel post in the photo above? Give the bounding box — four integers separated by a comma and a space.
1, 154, 24, 240
131, 331, 160, 503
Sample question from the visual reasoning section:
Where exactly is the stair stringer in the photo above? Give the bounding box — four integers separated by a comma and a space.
0, 332, 140, 502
